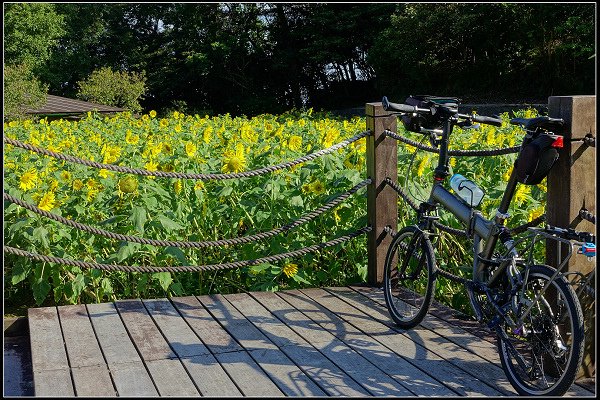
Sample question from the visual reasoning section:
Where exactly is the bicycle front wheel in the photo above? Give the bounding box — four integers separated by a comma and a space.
383, 225, 436, 329
497, 264, 584, 396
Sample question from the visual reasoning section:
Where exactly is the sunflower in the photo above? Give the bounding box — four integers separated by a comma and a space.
310, 180, 325, 195
288, 135, 303, 151
174, 180, 183, 194
222, 143, 247, 173
72, 179, 84, 191
185, 142, 197, 158
38, 191, 57, 211
117, 176, 138, 195
283, 263, 298, 278
19, 169, 38, 191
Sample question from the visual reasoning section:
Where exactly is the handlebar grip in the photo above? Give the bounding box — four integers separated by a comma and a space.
472, 114, 503, 127
382, 96, 430, 113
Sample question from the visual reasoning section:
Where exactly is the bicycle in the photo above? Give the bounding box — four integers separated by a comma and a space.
380, 95, 593, 396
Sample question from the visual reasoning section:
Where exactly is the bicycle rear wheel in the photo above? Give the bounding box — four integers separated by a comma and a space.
497, 264, 584, 396
383, 225, 436, 329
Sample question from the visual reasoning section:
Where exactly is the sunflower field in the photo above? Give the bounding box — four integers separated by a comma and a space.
3, 107, 546, 314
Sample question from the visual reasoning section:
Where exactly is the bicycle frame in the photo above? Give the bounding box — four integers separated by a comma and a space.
418, 110, 522, 288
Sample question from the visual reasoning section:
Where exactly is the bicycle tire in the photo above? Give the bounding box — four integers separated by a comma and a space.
497, 264, 584, 396
383, 225, 437, 329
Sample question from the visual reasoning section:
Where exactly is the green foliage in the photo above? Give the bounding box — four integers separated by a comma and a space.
370, 3, 595, 101
4, 108, 548, 316
76, 67, 147, 113
3, 64, 48, 122
3, 3, 66, 72
17, 3, 593, 115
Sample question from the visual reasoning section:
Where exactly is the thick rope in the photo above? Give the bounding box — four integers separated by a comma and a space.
3, 226, 371, 273
384, 178, 420, 211
384, 130, 520, 156
4, 179, 370, 248
4, 130, 370, 180
579, 209, 596, 225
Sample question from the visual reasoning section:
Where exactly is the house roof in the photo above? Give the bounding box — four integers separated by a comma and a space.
25, 95, 125, 115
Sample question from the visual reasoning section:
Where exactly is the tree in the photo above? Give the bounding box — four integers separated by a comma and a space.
3, 64, 48, 121
76, 67, 147, 113
3, 3, 66, 72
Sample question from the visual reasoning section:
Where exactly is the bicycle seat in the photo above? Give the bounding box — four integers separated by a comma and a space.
510, 116, 565, 133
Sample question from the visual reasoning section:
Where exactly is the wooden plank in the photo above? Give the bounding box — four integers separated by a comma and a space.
57, 304, 105, 368
366, 101, 398, 285
351, 285, 596, 397
197, 294, 286, 397
214, 350, 285, 397
114, 299, 176, 361
142, 298, 210, 358
222, 293, 332, 396
28, 307, 70, 372
86, 302, 142, 366
33, 368, 75, 397
109, 361, 159, 397
171, 296, 242, 354
305, 287, 508, 396
242, 291, 413, 397
353, 286, 501, 366
198, 294, 278, 351
71, 365, 116, 397
180, 355, 243, 397
275, 289, 456, 397
146, 358, 200, 396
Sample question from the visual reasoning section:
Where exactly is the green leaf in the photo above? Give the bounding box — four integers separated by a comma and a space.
270, 266, 282, 275
130, 206, 147, 234
289, 195, 304, 208
152, 272, 173, 291
292, 273, 311, 284
101, 278, 113, 295
170, 281, 184, 296
33, 226, 50, 249
71, 274, 85, 300
218, 185, 233, 197
33, 278, 51, 305
11, 262, 30, 284
164, 246, 187, 264
116, 242, 141, 262
249, 263, 271, 274
158, 215, 185, 231
142, 195, 158, 209
9, 219, 30, 233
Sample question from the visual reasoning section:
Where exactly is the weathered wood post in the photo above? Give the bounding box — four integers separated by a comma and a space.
366, 102, 398, 285
547, 95, 596, 378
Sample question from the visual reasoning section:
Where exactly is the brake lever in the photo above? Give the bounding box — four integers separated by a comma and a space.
457, 120, 480, 130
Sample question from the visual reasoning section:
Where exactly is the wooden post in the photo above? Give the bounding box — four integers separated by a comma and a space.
547, 95, 596, 378
366, 102, 398, 285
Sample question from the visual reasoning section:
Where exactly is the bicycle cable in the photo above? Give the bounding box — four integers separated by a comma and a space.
403, 133, 431, 206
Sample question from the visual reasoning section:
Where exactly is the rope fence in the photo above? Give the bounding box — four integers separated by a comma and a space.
4, 130, 370, 180
5, 129, 373, 273
3, 117, 559, 275
383, 129, 521, 156
3, 227, 371, 273
4, 179, 370, 249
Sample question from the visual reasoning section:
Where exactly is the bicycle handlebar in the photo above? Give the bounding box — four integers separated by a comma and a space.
382, 96, 432, 114
470, 114, 503, 127
382, 96, 503, 127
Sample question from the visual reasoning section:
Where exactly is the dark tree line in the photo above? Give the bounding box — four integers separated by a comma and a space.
4, 3, 595, 116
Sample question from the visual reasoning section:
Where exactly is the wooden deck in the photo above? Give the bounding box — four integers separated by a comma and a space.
28, 285, 595, 397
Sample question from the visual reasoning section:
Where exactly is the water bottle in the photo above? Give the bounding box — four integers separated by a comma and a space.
450, 174, 485, 207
